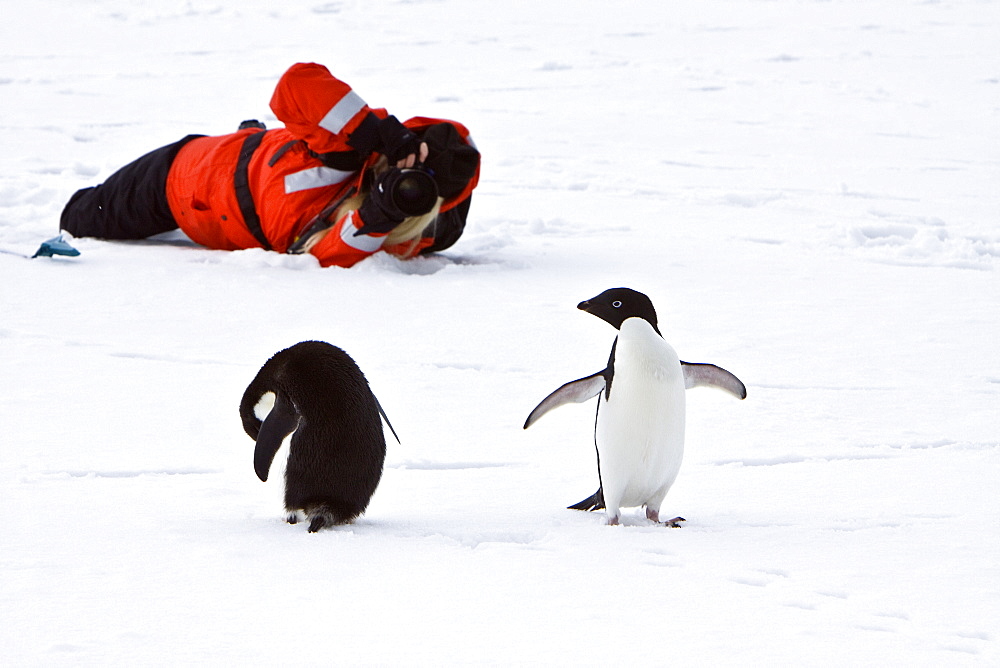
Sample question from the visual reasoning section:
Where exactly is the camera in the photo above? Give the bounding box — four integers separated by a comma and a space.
386, 168, 438, 217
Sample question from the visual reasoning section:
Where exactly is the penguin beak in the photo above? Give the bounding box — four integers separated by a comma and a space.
578, 298, 621, 331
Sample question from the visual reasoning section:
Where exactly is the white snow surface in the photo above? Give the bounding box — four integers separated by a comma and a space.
2, 1, 998, 665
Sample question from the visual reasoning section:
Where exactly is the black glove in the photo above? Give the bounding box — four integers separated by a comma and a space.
354, 168, 410, 236
376, 116, 421, 164
347, 114, 419, 163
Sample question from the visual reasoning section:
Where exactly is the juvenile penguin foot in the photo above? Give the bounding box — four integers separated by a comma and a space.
662, 516, 686, 528
306, 507, 339, 533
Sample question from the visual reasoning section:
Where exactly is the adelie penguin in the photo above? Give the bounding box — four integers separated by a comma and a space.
523, 288, 746, 526
240, 341, 399, 532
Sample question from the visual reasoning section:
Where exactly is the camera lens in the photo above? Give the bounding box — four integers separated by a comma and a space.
391, 169, 438, 216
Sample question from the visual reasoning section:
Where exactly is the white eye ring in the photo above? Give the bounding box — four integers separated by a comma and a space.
612, 300, 622, 308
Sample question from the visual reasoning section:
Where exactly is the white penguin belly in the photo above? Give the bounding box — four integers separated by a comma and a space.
596, 320, 686, 510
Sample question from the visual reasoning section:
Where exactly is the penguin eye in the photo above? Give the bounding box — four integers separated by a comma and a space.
612, 300, 622, 308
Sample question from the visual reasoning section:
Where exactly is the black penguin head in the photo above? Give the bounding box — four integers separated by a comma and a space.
578, 287, 660, 334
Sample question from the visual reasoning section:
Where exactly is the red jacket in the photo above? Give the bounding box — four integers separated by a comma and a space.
165, 63, 478, 267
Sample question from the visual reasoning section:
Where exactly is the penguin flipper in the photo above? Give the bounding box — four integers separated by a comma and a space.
568, 487, 605, 512
373, 395, 401, 444
523, 371, 607, 429
253, 392, 300, 482
681, 362, 747, 400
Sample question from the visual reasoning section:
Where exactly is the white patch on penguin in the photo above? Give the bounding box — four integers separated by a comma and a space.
254, 391, 276, 421
598, 317, 686, 517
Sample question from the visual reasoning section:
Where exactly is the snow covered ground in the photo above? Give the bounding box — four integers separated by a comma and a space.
2, 0, 998, 665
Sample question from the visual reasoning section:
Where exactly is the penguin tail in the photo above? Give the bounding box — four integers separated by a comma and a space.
567, 487, 605, 512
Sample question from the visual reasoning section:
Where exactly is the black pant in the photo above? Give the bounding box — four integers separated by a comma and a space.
60, 135, 202, 239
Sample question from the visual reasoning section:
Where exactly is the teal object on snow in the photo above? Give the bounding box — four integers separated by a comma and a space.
32, 235, 80, 258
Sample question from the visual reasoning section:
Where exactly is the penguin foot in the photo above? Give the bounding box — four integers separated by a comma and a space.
646, 507, 685, 527
306, 507, 341, 532
606, 514, 621, 526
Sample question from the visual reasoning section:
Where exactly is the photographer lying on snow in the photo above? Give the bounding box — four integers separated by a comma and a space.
60, 62, 480, 268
